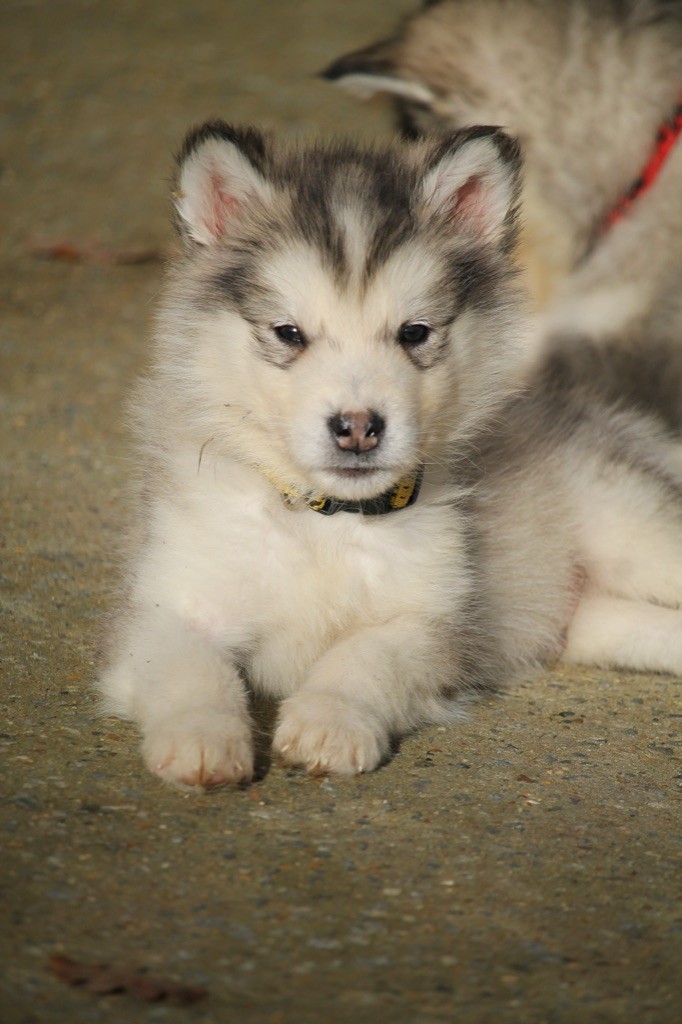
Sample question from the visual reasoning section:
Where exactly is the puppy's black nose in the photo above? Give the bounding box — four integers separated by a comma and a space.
328, 410, 385, 453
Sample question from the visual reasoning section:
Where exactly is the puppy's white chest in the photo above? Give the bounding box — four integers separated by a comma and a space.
147, 465, 463, 697
229, 509, 407, 692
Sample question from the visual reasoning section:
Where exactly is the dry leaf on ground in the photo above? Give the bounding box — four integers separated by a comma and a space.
27, 238, 166, 265
48, 953, 207, 1004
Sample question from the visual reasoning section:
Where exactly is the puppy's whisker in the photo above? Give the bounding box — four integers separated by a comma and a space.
197, 436, 216, 474
414, 446, 451, 473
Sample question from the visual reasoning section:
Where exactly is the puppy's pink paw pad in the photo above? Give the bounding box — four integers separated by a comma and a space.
142, 711, 254, 789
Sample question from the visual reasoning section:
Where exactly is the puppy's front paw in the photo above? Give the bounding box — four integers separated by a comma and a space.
273, 692, 387, 776
142, 709, 254, 790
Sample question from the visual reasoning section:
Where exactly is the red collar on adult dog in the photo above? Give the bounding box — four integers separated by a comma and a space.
600, 98, 682, 234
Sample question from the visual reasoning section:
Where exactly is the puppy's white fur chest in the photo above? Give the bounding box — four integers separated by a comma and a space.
139, 466, 464, 698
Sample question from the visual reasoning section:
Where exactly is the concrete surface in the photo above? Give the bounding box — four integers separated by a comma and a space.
1, 1, 680, 1021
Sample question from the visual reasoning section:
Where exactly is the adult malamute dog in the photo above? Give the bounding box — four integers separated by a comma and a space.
324, 0, 682, 432
100, 121, 682, 789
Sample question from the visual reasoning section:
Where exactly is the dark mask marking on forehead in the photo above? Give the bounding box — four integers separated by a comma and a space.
288, 178, 349, 284
271, 144, 421, 289
361, 161, 417, 283
364, 216, 417, 285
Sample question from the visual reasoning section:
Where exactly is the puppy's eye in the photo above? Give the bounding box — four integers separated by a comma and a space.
398, 322, 431, 346
273, 323, 306, 347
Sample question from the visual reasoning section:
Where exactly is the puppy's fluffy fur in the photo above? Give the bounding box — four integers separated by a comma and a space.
100, 122, 682, 788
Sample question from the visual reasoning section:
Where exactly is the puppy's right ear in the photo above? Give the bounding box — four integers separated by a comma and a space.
173, 121, 271, 246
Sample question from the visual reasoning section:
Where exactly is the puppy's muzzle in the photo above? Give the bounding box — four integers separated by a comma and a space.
328, 410, 385, 454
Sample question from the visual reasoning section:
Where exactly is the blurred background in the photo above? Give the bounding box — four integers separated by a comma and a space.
3, 0, 413, 252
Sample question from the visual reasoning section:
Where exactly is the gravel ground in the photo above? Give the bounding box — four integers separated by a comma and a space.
1, 2, 680, 1022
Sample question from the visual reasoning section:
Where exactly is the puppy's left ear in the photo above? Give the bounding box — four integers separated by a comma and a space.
420, 127, 521, 248
173, 120, 271, 246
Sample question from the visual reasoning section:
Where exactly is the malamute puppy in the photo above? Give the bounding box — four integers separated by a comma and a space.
100, 121, 682, 788
324, 0, 682, 432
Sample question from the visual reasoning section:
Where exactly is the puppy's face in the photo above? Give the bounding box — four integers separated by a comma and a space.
166, 123, 522, 500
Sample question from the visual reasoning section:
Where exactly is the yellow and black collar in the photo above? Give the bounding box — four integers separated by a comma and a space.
259, 466, 424, 516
